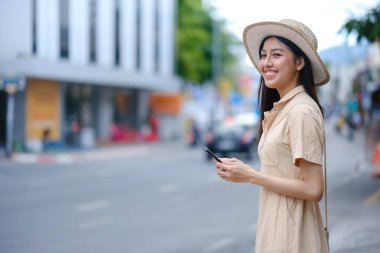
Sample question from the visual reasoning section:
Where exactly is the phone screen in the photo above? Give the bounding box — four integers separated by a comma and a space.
204, 147, 222, 163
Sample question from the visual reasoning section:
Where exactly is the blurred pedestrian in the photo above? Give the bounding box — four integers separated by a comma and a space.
144, 109, 159, 142
345, 96, 360, 140
213, 19, 329, 252
186, 117, 201, 147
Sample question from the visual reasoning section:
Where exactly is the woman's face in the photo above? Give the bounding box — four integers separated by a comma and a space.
259, 37, 304, 97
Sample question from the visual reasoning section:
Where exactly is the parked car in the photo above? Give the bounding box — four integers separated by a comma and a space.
204, 113, 259, 160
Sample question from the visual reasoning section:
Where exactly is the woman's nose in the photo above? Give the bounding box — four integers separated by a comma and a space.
265, 56, 272, 66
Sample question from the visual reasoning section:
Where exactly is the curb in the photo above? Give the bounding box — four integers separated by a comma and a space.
10, 145, 151, 164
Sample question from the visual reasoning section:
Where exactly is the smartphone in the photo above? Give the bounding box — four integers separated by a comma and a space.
204, 147, 222, 163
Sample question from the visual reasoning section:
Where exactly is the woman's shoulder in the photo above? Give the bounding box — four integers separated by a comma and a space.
288, 92, 322, 116
286, 98, 324, 132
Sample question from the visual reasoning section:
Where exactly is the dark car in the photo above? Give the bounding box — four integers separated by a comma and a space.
204, 113, 258, 160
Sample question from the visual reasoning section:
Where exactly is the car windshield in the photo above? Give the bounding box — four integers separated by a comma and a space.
234, 113, 259, 127
214, 123, 245, 135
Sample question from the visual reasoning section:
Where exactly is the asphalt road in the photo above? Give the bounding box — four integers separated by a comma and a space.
0, 122, 379, 253
0, 142, 261, 253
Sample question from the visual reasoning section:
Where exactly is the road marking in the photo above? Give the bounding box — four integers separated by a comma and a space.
203, 237, 236, 252
28, 179, 51, 188
79, 216, 114, 230
76, 200, 110, 212
158, 184, 180, 193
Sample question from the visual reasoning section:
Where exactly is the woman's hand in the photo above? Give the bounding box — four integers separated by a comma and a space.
214, 158, 260, 183
214, 157, 324, 201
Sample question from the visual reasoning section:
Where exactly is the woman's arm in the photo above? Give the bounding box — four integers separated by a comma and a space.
216, 158, 324, 202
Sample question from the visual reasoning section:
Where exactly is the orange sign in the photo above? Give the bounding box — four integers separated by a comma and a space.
26, 79, 61, 140
150, 93, 181, 115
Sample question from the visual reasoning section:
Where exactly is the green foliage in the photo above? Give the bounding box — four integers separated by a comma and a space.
176, 0, 211, 83
176, 0, 239, 84
219, 20, 240, 81
340, 3, 380, 43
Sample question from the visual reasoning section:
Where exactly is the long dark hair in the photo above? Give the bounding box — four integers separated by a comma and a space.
257, 36, 324, 140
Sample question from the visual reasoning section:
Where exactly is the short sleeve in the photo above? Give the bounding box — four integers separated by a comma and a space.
288, 104, 324, 167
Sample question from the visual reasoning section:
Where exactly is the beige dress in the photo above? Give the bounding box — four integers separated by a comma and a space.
256, 85, 328, 253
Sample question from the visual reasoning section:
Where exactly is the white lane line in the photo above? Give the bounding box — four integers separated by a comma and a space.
28, 179, 51, 188
158, 184, 180, 193
76, 200, 110, 212
79, 216, 114, 230
203, 237, 236, 252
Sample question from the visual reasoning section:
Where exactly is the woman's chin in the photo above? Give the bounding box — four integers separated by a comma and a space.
264, 81, 278, 89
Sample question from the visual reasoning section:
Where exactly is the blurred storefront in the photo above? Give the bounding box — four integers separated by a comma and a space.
0, 0, 180, 154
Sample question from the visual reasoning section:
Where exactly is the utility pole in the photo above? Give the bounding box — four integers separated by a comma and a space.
0, 74, 25, 157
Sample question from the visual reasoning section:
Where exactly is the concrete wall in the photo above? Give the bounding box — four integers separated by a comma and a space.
0, 0, 179, 91
0, 0, 32, 58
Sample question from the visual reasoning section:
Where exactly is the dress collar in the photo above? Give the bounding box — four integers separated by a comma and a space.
262, 85, 305, 132
273, 85, 305, 110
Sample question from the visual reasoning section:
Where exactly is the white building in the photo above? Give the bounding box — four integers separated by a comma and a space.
0, 0, 180, 152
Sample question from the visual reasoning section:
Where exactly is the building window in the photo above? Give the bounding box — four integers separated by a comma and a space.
154, 0, 159, 73
136, 0, 141, 69
32, 0, 37, 54
114, 0, 120, 66
60, 0, 69, 58
89, 0, 97, 63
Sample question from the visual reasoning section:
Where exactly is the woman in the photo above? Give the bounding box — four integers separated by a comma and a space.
214, 19, 330, 252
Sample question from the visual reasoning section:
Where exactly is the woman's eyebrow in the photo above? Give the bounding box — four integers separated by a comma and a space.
270, 48, 285, 53
261, 48, 285, 53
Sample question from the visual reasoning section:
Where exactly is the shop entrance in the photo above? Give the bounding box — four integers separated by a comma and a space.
111, 89, 139, 142
64, 84, 94, 147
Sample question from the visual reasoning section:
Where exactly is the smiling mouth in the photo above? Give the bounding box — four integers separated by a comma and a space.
264, 70, 276, 78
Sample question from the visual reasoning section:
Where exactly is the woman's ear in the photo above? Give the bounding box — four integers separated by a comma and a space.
296, 57, 305, 71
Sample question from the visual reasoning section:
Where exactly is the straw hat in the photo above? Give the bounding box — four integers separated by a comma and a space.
243, 19, 330, 86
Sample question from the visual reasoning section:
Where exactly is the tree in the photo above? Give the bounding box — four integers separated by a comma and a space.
340, 3, 380, 43
176, 0, 239, 84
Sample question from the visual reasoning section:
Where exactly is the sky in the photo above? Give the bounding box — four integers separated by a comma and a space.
210, 0, 378, 51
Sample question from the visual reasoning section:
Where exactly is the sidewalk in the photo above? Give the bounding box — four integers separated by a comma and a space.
1, 142, 157, 165
330, 167, 380, 253
325, 118, 380, 253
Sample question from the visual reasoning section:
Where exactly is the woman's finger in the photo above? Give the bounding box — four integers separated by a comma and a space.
216, 162, 228, 171
221, 158, 242, 164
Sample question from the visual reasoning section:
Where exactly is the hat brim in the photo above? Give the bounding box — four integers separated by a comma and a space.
243, 21, 330, 86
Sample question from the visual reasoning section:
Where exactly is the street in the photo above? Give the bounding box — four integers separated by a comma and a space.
0, 119, 380, 253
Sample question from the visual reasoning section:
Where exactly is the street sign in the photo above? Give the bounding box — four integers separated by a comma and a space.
0, 73, 25, 94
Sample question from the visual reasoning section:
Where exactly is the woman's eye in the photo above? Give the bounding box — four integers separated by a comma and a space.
260, 54, 267, 59
273, 53, 281, 57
